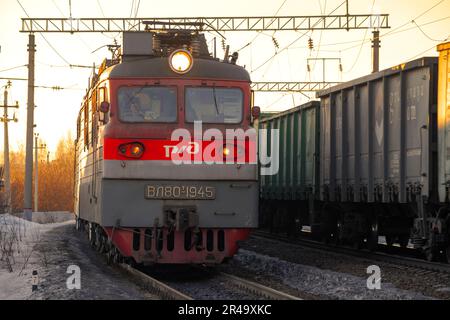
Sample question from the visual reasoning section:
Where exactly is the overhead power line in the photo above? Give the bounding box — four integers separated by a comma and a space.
237, 0, 289, 52
383, 0, 446, 38
96, 0, 106, 17
251, 0, 349, 74
345, 0, 376, 73
412, 20, 448, 42
0, 65, 27, 73
16, 0, 72, 65
0, 77, 83, 90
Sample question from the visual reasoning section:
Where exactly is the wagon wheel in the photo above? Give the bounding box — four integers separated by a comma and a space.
445, 245, 450, 263
398, 235, 410, 248
385, 235, 395, 247
425, 247, 437, 262
352, 235, 364, 250
367, 218, 379, 252
331, 215, 343, 246
106, 249, 114, 265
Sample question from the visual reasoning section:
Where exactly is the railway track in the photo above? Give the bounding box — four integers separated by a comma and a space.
251, 230, 450, 275
118, 263, 193, 300
119, 262, 300, 300
215, 271, 300, 300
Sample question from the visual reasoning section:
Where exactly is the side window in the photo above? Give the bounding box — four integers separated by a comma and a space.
98, 86, 109, 123
80, 107, 85, 147
92, 89, 97, 113
84, 101, 89, 148
98, 87, 107, 105
76, 113, 81, 141
91, 90, 98, 144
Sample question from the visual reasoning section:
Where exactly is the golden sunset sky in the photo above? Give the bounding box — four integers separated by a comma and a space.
0, 0, 449, 154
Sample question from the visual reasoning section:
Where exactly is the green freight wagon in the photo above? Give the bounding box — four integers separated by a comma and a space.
259, 101, 320, 235
259, 47, 450, 261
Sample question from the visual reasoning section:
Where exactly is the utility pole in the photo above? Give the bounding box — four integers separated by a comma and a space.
372, 30, 380, 73
24, 33, 35, 221
33, 133, 46, 212
2, 81, 19, 214
346, 0, 350, 31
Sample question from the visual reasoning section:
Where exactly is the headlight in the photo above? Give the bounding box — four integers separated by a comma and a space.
169, 49, 193, 74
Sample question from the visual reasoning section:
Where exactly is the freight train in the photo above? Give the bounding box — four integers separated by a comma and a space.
74, 29, 259, 265
260, 42, 450, 262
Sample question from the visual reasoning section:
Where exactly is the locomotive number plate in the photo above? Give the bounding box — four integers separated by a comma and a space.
145, 185, 216, 200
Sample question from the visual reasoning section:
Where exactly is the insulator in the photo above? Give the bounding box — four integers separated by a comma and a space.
152, 35, 161, 55
339, 63, 343, 72
230, 51, 239, 64
308, 38, 313, 49
307, 64, 311, 72
272, 37, 279, 49
191, 38, 200, 56
221, 39, 226, 50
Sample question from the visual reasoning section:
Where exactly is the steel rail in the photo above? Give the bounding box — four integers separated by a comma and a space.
218, 272, 301, 300
118, 263, 193, 300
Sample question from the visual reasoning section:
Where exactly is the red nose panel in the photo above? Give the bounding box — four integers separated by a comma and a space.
104, 138, 257, 163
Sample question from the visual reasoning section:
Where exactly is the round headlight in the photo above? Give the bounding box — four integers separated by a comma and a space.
169, 49, 193, 74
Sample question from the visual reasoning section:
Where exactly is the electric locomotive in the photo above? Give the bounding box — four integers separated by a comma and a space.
74, 29, 259, 264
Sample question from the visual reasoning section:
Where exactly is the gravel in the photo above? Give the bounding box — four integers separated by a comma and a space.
221, 249, 432, 300
218, 235, 450, 300
143, 266, 263, 300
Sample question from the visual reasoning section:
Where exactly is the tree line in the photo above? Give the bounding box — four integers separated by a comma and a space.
8, 132, 75, 213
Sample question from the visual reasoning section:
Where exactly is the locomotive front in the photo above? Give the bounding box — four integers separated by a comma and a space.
74, 30, 259, 264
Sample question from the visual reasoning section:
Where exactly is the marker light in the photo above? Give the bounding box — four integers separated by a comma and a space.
118, 142, 145, 158
222, 143, 245, 163
223, 147, 231, 157
169, 49, 193, 74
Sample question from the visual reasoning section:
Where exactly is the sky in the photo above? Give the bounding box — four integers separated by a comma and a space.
0, 0, 449, 155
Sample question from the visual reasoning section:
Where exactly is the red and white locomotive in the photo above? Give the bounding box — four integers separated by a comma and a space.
74, 30, 259, 264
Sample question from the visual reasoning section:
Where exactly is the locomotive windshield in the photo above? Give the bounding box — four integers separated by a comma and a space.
185, 87, 243, 123
118, 86, 177, 122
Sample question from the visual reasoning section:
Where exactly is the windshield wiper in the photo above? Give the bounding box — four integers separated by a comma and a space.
212, 87, 220, 115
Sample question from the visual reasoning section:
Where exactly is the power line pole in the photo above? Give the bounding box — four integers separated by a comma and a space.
34, 133, 46, 212
2, 81, 19, 214
372, 30, 380, 73
24, 33, 35, 221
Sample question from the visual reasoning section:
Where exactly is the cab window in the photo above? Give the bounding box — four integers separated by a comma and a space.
117, 86, 177, 123
185, 87, 243, 124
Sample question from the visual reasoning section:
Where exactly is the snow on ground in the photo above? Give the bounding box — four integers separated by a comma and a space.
0, 214, 156, 300
32, 211, 75, 224
0, 214, 48, 299
231, 249, 433, 300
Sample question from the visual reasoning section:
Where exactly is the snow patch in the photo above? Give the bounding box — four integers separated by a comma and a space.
0, 214, 71, 300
